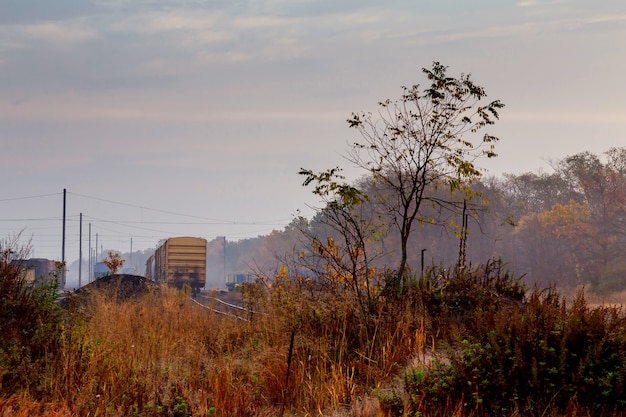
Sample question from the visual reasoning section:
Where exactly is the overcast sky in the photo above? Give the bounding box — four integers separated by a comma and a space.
1, 0, 626, 264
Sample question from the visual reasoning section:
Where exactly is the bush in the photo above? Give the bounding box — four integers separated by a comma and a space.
405, 285, 626, 416
0, 239, 65, 395
410, 259, 526, 340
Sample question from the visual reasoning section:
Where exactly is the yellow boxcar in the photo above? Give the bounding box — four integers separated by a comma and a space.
146, 237, 207, 290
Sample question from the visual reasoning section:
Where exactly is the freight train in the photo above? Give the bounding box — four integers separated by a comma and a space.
145, 237, 207, 291
14, 258, 62, 288
225, 272, 255, 291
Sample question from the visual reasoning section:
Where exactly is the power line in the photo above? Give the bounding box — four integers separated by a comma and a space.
82, 219, 285, 226
1, 189, 293, 260
0, 217, 61, 222
0, 193, 61, 202
86, 218, 181, 236
67, 191, 291, 225
0, 190, 291, 226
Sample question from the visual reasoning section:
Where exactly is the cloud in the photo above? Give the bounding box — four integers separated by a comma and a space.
131, 12, 221, 33
0, 152, 93, 175
0, 96, 164, 123
0, 87, 345, 123
2, 1, 624, 125
107, 11, 237, 53
586, 14, 626, 26
0, 0, 98, 24
514, 0, 625, 25
507, 110, 626, 126
517, 0, 536, 6
516, 0, 568, 8
0, 22, 98, 45
232, 15, 295, 29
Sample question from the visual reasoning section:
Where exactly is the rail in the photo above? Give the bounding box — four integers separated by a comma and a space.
188, 297, 249, 321
188, 293, 268, 321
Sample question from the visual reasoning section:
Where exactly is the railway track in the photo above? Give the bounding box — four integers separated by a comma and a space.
58, 276, 265, 322
189, 292, 265, 321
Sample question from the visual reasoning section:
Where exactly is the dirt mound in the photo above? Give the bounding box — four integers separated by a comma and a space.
74, 274, 159, 301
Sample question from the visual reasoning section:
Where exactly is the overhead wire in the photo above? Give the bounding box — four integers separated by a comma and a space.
68, 191, 291, 225
0, 193, 61, 202
1, 190, 294, 259
82, 215, 188, 236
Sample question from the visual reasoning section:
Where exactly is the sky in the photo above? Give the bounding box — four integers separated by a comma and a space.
1, 0, 626, 265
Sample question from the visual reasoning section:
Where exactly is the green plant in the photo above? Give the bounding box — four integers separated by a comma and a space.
173, 395, 190, 417
405, 285, 626, 416
412, 259, 526, 340
376, 388, 404, 416
0, 237, 65, 394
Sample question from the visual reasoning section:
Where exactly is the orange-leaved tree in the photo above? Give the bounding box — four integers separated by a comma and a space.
103, 251, 125, 275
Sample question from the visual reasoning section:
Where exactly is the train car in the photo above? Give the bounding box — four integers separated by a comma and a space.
93, 262, 109, 280
16, 258, 61, 287
225, 272, 254, 291
145, 237, 207, 290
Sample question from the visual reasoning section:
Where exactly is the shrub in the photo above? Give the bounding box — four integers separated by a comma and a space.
405, 285, 626, 416
410, 259, 526, 340
0, 238, 65, 395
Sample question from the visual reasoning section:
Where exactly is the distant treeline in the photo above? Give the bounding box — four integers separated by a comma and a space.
73, 148, 626, 294
207, 148, 626, 294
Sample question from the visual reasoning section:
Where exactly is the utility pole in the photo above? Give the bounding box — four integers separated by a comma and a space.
79, 212, 82, 288
130, 237, 133, 273
88, 223, 92, 282
62, 189, 66, 286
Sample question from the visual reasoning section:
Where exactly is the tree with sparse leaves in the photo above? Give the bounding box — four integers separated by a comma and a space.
302, 62, 504, 292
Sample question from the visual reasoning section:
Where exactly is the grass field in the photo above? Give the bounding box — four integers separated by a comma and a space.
2, 264, 626, 416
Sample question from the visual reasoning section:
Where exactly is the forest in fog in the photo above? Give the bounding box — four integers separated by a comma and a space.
206, 147, 626, 295
86, 147, 626, 295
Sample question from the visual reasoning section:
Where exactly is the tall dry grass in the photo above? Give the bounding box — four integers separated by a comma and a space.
6, 264, 626, 416
51, 286, 276, 416
2, 280, 424, 416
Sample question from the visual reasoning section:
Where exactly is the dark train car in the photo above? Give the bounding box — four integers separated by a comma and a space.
15, 258, 62, 288
146, 237, 207, 290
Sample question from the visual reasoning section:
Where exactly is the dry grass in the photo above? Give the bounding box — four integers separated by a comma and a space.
0, 395, 72, 417
4, 273, 626, 417
59, 286, 277, 416
1, 283, 422, 416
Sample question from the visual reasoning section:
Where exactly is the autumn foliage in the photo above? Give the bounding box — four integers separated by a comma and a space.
102, 251, 125, 275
